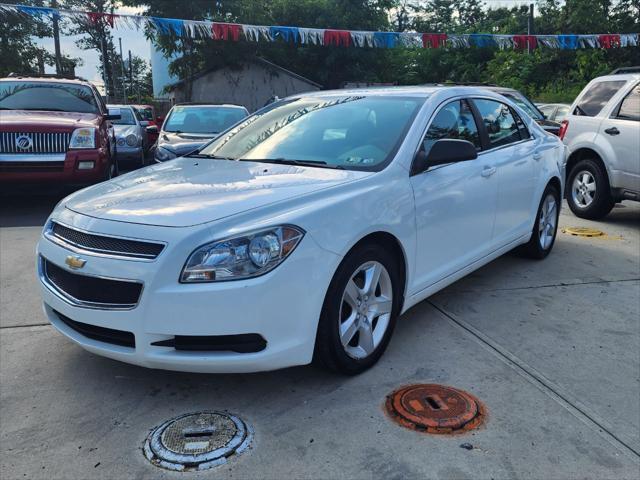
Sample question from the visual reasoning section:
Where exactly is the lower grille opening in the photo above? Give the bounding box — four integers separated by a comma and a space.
0, 161, 65, 173
54, 310, 135, 348
151, 334, 266, 353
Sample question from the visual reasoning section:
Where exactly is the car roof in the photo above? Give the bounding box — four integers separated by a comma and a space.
108, 104, 134, 109
590, 73, 640, 82
173, 103, 247, 109
293, 85, 515, 99
0, 76, 94, 86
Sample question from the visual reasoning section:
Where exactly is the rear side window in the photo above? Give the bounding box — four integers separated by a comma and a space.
474, 99, 522, 148
423, 99, 482, 155
575, 81, 626, 117
512, 109, 531, 139
615, 84, 640, 121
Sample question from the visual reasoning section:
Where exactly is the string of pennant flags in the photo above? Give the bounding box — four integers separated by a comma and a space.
1, 3, 638, 51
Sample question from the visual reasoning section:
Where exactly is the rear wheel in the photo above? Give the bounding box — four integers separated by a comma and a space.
314, 243, 401, 375
520, 183, 560, 259
104, 155, 118, 181
567, 158, 615, 219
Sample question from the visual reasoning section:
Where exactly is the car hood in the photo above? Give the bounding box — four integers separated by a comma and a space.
159, 132, 218, 156
0, 110, 100, 131
114, 124, 139, 137
64, 157, 370, 227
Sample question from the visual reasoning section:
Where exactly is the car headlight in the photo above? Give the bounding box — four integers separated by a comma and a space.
180, 226, 305, 283
117, 138, 125, 146
154, 146, 177, 162
126, 134, 139, 147
69, 128, 96, 149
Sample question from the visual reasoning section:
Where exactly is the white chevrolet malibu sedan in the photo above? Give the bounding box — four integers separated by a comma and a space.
37, 87, 565, 375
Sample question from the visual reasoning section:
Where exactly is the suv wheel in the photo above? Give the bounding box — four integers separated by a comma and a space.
314, 244, 401, 375
567, 158, 615, 219
105, 156, 119, 180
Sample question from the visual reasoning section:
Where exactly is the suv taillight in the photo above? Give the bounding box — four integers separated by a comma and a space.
559, 120, 569, 140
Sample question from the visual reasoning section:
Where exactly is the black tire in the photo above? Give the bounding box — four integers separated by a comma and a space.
313, 243, 402, 375
566, 158, 615, 219
520, 183, 560, 260
104, 155, 119, 181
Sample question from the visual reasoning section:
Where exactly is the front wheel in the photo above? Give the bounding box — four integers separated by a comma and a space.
520, 183, 560, 260
566, 158, 615, 219
314, 244, 401, 375
104, 155, 119, 181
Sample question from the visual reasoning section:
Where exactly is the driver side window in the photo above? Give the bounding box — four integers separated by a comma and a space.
422, 100, 481, 156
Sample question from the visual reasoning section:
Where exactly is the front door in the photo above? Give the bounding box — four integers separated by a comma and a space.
410, 98, 499, 293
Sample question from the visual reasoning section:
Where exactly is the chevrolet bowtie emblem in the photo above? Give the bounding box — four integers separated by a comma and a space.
65, 255, 86, 270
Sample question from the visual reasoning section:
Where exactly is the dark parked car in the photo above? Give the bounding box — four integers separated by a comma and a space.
153, 104, 249, 162
0, 74, 121, 184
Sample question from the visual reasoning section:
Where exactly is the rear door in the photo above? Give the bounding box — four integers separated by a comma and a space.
599, 82, 640, 193
471, 98, 540, 245
410, 98, 499, 291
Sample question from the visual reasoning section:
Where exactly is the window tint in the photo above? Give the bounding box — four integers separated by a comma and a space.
423, 100, 481, 155
0, 81, 99, 114
575, 81, 626, 117
616, 84, 640, 121
474, 99, 522, 148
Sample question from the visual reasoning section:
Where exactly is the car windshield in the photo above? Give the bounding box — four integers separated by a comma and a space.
199, 96, 424, 171
502, 92, 544, 120
0, 81, 99, 114
164, 106, 248, 134
111, 107, 136, 125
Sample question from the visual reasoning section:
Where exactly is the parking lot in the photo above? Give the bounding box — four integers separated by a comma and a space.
0, 191, 638, 479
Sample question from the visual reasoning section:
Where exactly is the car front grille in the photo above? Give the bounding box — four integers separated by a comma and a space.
0, 132, 71, 154
43, 258, 143, 309
53, 310, 135, 348
49, 222, 165, 260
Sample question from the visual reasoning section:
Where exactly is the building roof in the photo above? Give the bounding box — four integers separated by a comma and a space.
167, 57, 322, 91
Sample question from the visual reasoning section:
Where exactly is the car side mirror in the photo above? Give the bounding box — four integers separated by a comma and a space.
146, 125, 159, 134
411, 139, 478, 175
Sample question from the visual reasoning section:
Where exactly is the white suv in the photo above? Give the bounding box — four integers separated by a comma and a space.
561, 72, 640, 219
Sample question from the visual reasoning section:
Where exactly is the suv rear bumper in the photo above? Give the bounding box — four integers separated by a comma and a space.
0, 149, 109, 184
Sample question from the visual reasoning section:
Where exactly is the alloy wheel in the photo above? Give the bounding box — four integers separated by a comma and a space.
339, 261, 393, 359
571, 170, 596, 208
538, 193, 558, 250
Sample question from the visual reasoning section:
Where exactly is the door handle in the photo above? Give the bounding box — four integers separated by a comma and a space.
533, 152, 542, 161
481, 166, 497, 178
604, 127, 620, 136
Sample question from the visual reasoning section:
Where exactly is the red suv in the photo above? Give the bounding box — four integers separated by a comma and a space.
0, 74, 120, 185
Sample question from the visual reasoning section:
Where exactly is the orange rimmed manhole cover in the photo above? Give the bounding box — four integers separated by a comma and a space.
385, 384, 485, 434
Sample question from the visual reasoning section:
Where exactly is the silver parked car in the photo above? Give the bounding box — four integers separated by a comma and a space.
562, 72, 640, 218
538, 103, 571, 123
108, 104, 156, 167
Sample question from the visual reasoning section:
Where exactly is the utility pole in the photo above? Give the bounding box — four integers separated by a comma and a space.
527, 3, 534, 54
119, 37, 127, 104
51, 0, 63, 74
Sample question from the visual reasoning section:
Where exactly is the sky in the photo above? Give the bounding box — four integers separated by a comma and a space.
36, 1, 539, 83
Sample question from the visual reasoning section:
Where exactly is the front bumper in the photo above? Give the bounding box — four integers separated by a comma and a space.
0, 149, 108, 184
114, 145, 143, 160
36, 211, 341, 373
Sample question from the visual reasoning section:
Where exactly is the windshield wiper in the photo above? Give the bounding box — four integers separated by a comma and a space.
185, 153, 235, 160
238, 158, 344, 169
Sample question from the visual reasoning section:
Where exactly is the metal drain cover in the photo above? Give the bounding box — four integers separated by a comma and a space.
144, 412, 252, 471
562, 227, 605, 237
385, 384, 485, 434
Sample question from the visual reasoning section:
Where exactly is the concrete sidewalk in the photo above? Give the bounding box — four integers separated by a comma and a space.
1, 199, 638, 479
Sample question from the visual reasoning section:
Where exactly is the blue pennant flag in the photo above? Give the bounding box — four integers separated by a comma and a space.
152, 17, 184, 36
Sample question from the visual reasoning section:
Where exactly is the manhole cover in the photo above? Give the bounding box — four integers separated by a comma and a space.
143, 412, 253, 471
562, 227, 605, 237
385, 384, 485, 434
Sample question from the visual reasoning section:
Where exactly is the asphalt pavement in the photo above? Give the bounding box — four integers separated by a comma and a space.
1, 186, 638, 479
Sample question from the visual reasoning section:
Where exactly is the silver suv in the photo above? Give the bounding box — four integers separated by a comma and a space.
562, 72, 640, 219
